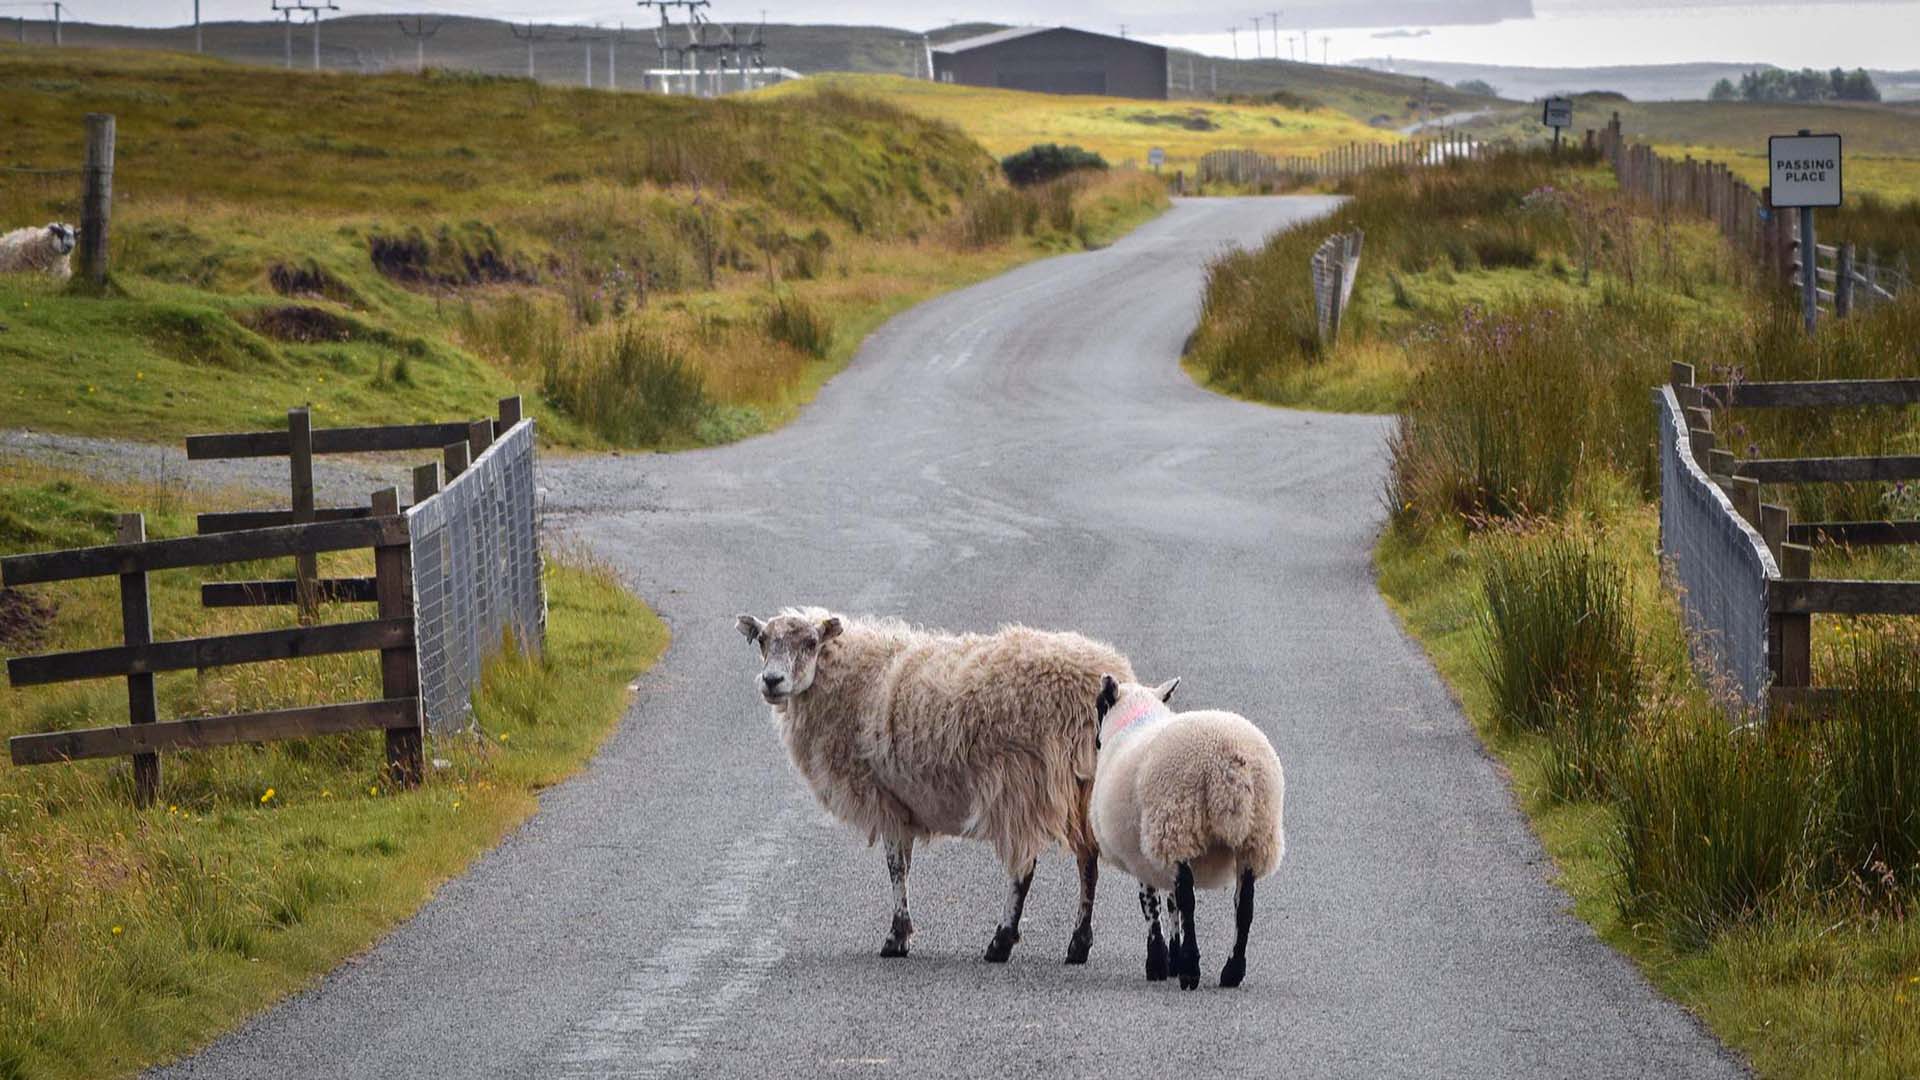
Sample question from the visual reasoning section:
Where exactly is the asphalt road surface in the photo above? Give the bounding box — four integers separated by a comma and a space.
152, 198, 1746, 1079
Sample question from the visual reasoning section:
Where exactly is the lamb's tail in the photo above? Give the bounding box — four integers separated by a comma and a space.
1200, 746, 1265, 850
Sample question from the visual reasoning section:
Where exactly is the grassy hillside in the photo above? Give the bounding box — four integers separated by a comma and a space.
1188, 148, 1920, 1079
1170, 54, 1499, 122
758, 72, 1399, 175
0, 456, 668, 1079
0, 46, 1165, 448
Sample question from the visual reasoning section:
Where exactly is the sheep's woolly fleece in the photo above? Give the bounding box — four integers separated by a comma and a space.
0, 224, 76, 280
766, 607, 1133, 875
1092, 681, 1286, 893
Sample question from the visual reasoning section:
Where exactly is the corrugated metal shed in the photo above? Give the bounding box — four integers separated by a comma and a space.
930, 26, 1168, 100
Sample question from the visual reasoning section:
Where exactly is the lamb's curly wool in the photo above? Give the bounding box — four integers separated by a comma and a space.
0, 224, 76, 280
1091, 677, 1285, 989
739, 606, 1133, 962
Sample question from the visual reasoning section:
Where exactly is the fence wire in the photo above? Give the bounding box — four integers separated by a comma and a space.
408, 418, 545, 734
1656, 386, 1777, 710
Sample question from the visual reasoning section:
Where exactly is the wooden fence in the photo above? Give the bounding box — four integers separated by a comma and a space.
1596, 112, 1911, 320
4, 397, 527, 805
1193, 131, 1496, 192
1669, 363, 1920, 712
1311, 230, 1364, 345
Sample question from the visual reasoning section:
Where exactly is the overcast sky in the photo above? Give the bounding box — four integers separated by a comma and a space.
37, 0, 1920, 69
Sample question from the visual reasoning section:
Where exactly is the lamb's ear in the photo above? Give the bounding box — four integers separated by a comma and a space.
1152, 676, 1181, 704
1096, 674, 1120, 719
735, 614, 765, 644
818, 616, 843, 643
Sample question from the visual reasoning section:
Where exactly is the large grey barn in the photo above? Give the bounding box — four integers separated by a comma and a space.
931, 26, 1168, 100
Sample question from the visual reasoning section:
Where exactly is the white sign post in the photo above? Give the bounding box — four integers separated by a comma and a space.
1769, 130, 1843, 334
1148, 146, 1165, 173
1542, 96, 1573, 151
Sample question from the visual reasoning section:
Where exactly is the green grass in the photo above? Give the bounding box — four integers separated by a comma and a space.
1378, 512, 1920, 1080
1184, 148, 1752, 415
757, 72, 1401, 176
0, 49, 1166, 450
0, 457, 667, 1079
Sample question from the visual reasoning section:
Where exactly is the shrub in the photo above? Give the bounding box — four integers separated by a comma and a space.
1475, 529, 1639, 735
544, 328, 709, 446
1612, 712, 1821, 948
1000, 143, 1107, 187
764, 295, 834, 359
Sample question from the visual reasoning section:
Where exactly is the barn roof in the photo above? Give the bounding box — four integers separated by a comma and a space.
932, 25, 1163, 54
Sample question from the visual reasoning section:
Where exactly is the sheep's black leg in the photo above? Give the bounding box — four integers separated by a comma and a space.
1174, 862, 1200, 991
880, 838, 914, 958
1219, 867, 1254, 988
1065, 849, 1097, 965
1140, 885, 1169, 981
984, 860, 1036, 963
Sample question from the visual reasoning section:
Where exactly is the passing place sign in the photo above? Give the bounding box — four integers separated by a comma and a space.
1768, 134, 1843, 208
1542, 97, 1573, 129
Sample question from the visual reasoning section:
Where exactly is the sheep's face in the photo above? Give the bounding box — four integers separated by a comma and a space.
47, 224, 76, 256
735, 611, 842, 704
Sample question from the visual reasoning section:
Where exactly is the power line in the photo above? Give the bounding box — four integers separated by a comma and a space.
508, 21, 550, 80
270, 1, 336, 71
396, 16, 439, 73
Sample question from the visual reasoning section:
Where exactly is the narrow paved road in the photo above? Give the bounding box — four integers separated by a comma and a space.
154, 198, 1744, 1079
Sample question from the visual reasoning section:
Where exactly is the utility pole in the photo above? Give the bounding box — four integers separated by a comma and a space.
194, 0, 202, 52
269, 1, 334, 71
511, 22, 550, 80
49, 0, 60, 46
1320, 35, 1330, 65
1268, 10, 1281, 60
1227, 26, 1237, 60
610, 23, 621, 89
1251, 16, 1261, 59
1118, 23, 1127, 39
572, 27, 610, 88
397, 17, 440, 74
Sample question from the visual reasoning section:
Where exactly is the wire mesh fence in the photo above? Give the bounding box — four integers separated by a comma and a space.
408, 418, 545, 734
1656, 386, 1777, 710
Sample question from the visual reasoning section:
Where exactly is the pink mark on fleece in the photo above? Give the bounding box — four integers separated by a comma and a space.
1107, 695, 1170, 738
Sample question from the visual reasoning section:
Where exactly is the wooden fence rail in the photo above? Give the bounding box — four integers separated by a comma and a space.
4, 396, 526, 806
1669, 363, 1920, 713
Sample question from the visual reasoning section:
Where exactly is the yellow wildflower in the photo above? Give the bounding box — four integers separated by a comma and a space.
260, 788, 276, 805
111, 926, 123, 936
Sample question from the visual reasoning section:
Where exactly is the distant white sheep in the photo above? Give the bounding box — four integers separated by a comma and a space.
736, 606, 1134, 964
1091, 675, 1286, 990
0, 223, 77, 280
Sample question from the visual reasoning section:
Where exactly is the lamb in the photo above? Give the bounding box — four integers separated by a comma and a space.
736, 607, 1133, 964
0, 223, 77, 280
1090, 675, 1286, 990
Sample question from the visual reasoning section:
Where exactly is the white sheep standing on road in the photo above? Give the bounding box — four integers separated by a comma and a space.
1091, 675, 1286, 990
736, 607, 1133, 964
0, 223, 77, 280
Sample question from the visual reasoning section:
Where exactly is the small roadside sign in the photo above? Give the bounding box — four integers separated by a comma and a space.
1542, 97, 1573, 129
1768, 133, 1843, 208
1148, 146, 1165, 171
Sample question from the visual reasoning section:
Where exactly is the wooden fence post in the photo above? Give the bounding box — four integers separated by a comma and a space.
289, 406, 318, 622
1732, 475, 1761, 527
79, 113, 115, 287
371, 487, 422, 787
1771, 541, 1813, 709
412, 462, 441, 505
443, 439, 470, 482
498, 395, 523, 431
1760, 503, 1788, 564
118, 513, 159, 808
1835, 243, 1854, 318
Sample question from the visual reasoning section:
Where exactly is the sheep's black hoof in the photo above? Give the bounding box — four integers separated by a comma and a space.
983, 927, 1019, 963
1064, 924, 1093, 965
880, 937, 910, 958
1177, 939, 1201, 991
1219, 955, 1246, 989
1145, 935, 1169, 981
880, 914, 913, 957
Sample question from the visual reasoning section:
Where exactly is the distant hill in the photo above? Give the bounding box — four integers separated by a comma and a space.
0, 14, 1494, 126
1352, 57, 1920, 103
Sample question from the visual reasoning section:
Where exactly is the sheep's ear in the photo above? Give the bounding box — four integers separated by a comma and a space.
735, 614, 765, 644
1152, 676, 1181, 704
818, 616, 843, 643
1096, 674, 1119, 719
